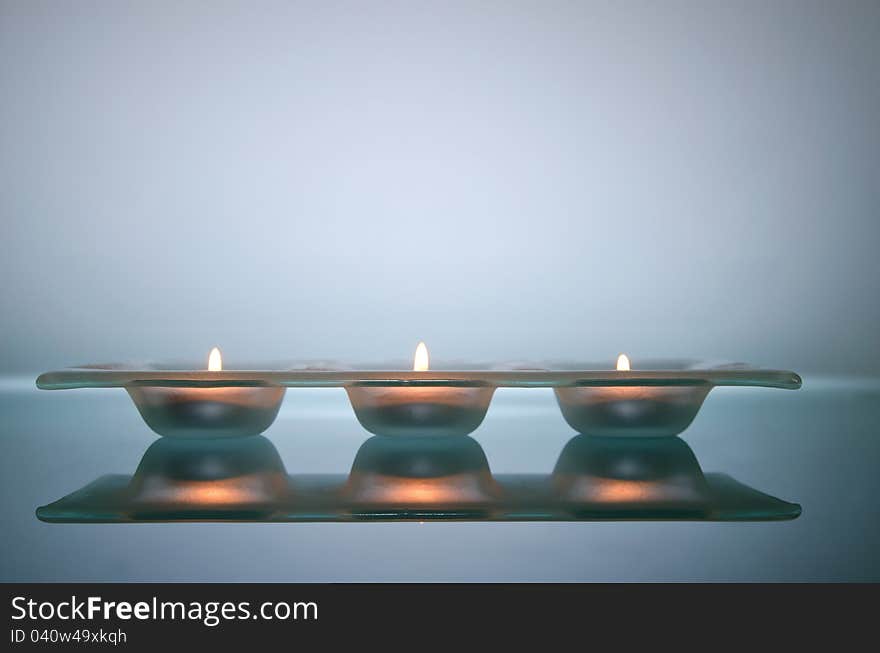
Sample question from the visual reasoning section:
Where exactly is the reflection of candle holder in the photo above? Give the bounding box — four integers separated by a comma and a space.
37, 430, 801, 522
344, 435, 497, 514
345, 383, 496, 437
125, 436, 288, 519
552, 435, 711, 517
127, 384, 286, 439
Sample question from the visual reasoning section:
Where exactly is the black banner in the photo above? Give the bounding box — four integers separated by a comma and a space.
3, 584, 876, 647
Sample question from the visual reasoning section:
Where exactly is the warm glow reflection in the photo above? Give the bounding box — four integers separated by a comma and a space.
147, 480, 262, 505
413, 342, 429, 372
616, 353, 631, 371
208, 347, 222, 372
593, 479, 653, 502
350, 475, 490, 504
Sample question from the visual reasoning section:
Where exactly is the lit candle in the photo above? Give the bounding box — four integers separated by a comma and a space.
208, 346, 222, 372
553, 354, 711, 437
125, 348, 286, 439
345, 342, 496, 437
413, 341, 429, 372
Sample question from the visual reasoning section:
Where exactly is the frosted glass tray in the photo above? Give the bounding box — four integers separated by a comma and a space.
36, 360, 801, 439
36, 360, 802, 389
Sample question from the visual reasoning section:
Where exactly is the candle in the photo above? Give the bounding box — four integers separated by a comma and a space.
413, 341, 429, 372
345, 342, 496, 437
553, 354, 712, 437
125, 347, 286, 439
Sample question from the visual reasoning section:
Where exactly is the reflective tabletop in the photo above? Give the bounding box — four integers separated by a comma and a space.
1, 378, 878, 581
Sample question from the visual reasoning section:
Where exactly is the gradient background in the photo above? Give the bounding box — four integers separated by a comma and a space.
2, 0, 880, 585
2, 0, 879, 375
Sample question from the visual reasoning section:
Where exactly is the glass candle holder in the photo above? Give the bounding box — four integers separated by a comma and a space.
550, 360, 800, 437
36, 359, 800, 439
126, 384, 286, 439
345, 383, 496, 437
554, 384, 711, 437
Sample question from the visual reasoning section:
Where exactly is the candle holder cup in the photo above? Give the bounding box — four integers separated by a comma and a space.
36, 361, 290, 439
554, 384, 711, 437
126, 384, 286, 439
345, 383, 495, 437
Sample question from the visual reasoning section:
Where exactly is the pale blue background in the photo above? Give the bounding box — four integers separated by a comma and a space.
1, 1, 879, 583
1, 0, 879, 375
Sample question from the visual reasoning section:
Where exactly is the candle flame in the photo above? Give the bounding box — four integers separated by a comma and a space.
616, 353, 630, 371
413, 341, 429, 372
208, 347, 222, 372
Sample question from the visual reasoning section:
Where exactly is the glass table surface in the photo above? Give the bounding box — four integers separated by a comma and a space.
1, 377, 877, 581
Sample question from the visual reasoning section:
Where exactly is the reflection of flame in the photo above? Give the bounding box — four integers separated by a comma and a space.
172, 481, 247, 504
616, 353, 630, 371
136, 477, 275, 505
208, 347, 222, 372
413, 342, 429, 372
350, 474, 491, 504
593, 479, 651, 501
